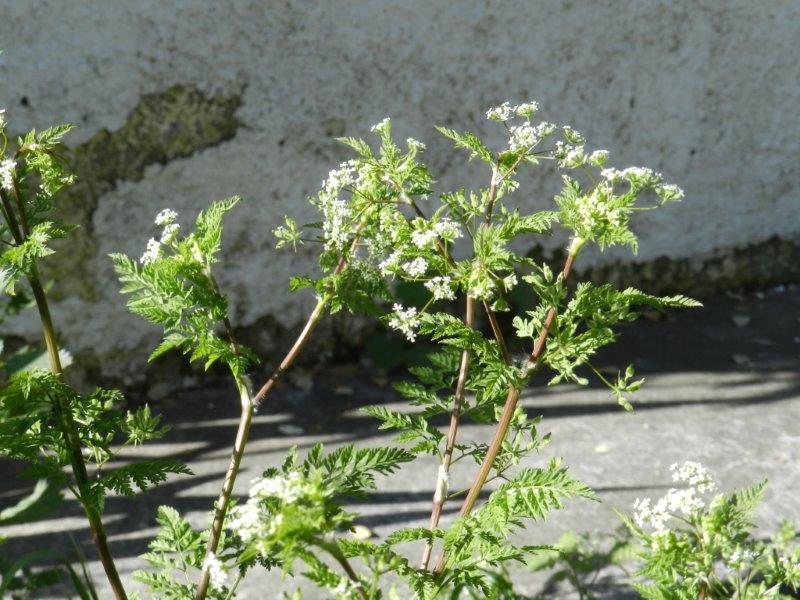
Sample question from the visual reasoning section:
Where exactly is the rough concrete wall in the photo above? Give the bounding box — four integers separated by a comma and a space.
0, 1, 798, 381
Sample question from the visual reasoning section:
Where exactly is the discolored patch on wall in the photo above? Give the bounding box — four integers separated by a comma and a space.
43, 84, 242, 300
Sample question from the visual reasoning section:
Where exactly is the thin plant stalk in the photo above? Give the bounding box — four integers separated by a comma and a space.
195, 233, 361, 600
433, 238, 584, 574
420, 296, 474, 569
0, 187, 128, 599
419, 164, 511, 568
314, 538, 368, 600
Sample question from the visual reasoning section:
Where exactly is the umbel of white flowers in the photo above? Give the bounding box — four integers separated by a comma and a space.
632, 461, 717, 538
140, 208, 181, 265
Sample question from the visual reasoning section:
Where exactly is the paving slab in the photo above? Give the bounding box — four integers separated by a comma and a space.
1, 286, 798, 598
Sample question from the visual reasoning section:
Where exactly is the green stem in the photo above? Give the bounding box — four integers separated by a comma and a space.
195, 376, 253, 600
314, 538, 368, 600
0, 188, 127, 599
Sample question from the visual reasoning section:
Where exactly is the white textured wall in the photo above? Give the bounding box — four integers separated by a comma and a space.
0, 1, 798, 378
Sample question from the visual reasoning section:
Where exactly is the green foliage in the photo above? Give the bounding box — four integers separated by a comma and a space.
135, 506, 233, 600
0, 368, 189, 513
528, 528, 637, 599
622, 469, 800, 599
111, 197, 257, 376
4, 100, 778, 600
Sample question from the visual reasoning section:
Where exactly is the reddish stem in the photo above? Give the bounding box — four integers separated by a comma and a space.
432, 246, 579, 574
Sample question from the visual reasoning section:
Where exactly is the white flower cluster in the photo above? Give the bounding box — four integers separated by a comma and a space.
486, 101, 539, 122
633, 461, 717, 537
410, 218, 462, 250
0, 108, 6, 130
228, 471, 314, 553
402, 257, 428, 278
671, 460, 715, 492
201, 553, 228, 591
318, 161, 365, 252
140, 238, 163, 265
508, 121, 557, 153
154, 208, 177, 226
424, 276, 456, 301
410, 229, 437, 250
655, 183, 685, 202
727, 546, 759, 570
388, 303, 420, 342
140, 208, 181, 265
378, 250, 402, 275
601, 167, 684, 202
406, 137, 426, 152
575, 184, 624, 234
370, 117, 391, 134
322, 161, 358, 196
469, 274, 496, 302
0, 158, 15, 191
250, 471, 307, 503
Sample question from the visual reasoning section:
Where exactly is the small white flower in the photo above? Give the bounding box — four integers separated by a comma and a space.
388, 303, 420, 342
425, 276, 456, 301
502, 273, 518, 291
0, 109, 6, 129
411, 229, 438, 250
322, 161, 357, 195
154, 208, 177, 226
514, 101, 539, 117
433, 218, 462, 241
202, 553, 227, 592
486, 101, 513, 122
656, 183, 684, 201
0, 158, 16, 191
508, 121, 555, 153
406, 137, 426, 152
632, 497, 651, 528
250, 471, 306, 503
370, 117, 391, 134
402, 257, 428, 278
140, 238, 162, 265
588, 149, 609, 166
670, 461, 715, 493
727, 547, 759, 570
160, 223, 180, 244
379, 250, 402, 275
469, 276, 496, 302
562, 125, 585, 144
601, 168, 621, 182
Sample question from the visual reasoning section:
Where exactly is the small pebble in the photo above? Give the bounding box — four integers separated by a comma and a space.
594, 443, 611, 454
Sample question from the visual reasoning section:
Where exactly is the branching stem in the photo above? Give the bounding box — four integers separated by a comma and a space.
420, 295, 474, 569
432, 238, 584, 574
195, 228, 363, 600
420, 163, 512, 569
